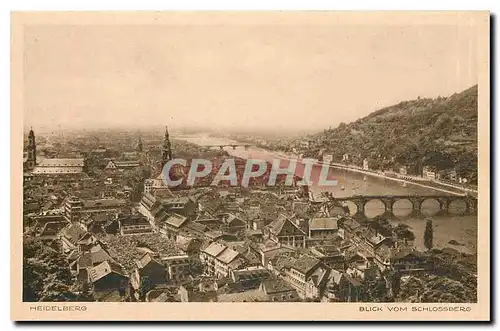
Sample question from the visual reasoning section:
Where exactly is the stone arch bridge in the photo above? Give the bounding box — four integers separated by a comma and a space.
330, 194, 478, 218
201, 144, 251, 151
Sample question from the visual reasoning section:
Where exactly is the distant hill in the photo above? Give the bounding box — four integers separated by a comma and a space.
303, 85, 478, 183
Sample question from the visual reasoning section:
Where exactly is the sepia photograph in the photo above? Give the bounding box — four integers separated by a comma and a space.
10, 11, 490, 321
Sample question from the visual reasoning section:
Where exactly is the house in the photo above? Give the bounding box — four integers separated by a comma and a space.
59, 223, 88, 253
75, 232, 99, 252
162, 255, 191, 283
200, 242, 245, 278
138, 192, 161, 222
64, 196, 127, 223
216, 288, 268, 302
254, 240, 296, 268
84, 213, 115, 234
130, 253, 166, 299
158, 213, 188, 240
214, 246, 245, 278
337, 217, 361, 241
175, 235, 202, 255
308, 244, 346, 270
322, 269, 364, 302
179, 221, 208, 240
70, 244, 114, 282
178, 283, 217, 302
230, 266, 271, 289
308, 216, 340, 238
161, 197, 198, 217
282, 254, 330, 300
32, 158, 85, 178
145, 289, 175, 302
32, 214, 68, 231
246, 229, 263, 242
346, 255, 379, 281
105, 159, 141, 171
220, 213, 247, 233
117, 214, 154, 235
341, 275, 365, 302
265, 214, 307, 248
104, 160, 118, 171
204, 230, 238, 243
37, 221, 68, 242
322, 269, 346, 302
88, 260, 129, 297
375, 247, 432, 274
260, 278, 299, 302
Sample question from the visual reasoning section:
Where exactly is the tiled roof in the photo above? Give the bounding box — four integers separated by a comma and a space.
33, 167, 83, 174
329, 269, 343, 285
231, 267, 270, 282
292, 255, 321, 275
261, 278, 296, 294
118, 214, 150, 227
309, 217, 339, 230
61, 224, 87, 244
77, 246, 112, 269
37, 158, 84, 167
183, 221, 207, 234
165, 213, 188, 228
216, 248, 240, 264
40, 221, 67, 236
175, 236, 195, 251
140, 193, 157, 210
162, 197, 191, 205
82, 199, 126, 209
203, 242, 226, 257
136, 253, 162, 269
88, 260, 126, 283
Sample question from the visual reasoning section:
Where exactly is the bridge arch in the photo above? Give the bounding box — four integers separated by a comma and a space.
420, 198, 442, 216
342, 200, 358, 216
448, 198, 468, 215
364, 198, 386, 218
392, 198, 413, 217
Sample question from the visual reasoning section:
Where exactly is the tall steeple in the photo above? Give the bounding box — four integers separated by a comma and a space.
26, 127, 36, 169
136, 134, 143, 153
161, 126, 172, 168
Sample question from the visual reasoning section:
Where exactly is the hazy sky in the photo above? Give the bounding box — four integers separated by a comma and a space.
24, 21, 478, 133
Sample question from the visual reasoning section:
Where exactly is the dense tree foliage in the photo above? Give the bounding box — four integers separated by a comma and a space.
301, 85, 478, 183
424, 219, 434, 251
397, 248, 477, 303
23, 232, 93, 302
23, 234, 71, 301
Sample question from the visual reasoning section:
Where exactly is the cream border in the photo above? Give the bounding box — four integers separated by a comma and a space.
10, 11, 490, 321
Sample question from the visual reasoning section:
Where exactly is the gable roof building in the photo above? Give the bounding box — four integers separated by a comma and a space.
266, 214, 307, 248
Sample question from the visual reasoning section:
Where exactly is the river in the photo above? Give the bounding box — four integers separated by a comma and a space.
179, 135, 477, 255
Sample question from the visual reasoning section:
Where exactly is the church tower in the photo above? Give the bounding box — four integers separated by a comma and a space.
136, 135, 143, 153
26, 127, 36, 169
161, 126, 173, 169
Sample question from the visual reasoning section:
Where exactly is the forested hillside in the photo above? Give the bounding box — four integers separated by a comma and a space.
303, 85, 478, 183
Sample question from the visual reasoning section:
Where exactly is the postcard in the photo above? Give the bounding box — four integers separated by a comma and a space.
11, 11, 490, 321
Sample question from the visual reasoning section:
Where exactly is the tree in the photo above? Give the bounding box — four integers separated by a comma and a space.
23, 233, 78, 302
424, 219, 434, 251
74, 282, 96, 302
394, 223, 415, 242
139, 276, 153, 300
38, 275, 77, 302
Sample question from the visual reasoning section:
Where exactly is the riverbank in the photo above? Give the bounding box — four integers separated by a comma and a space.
257, 149, 471, 197
322, 162, 470, 197
179, 135, 475, 197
